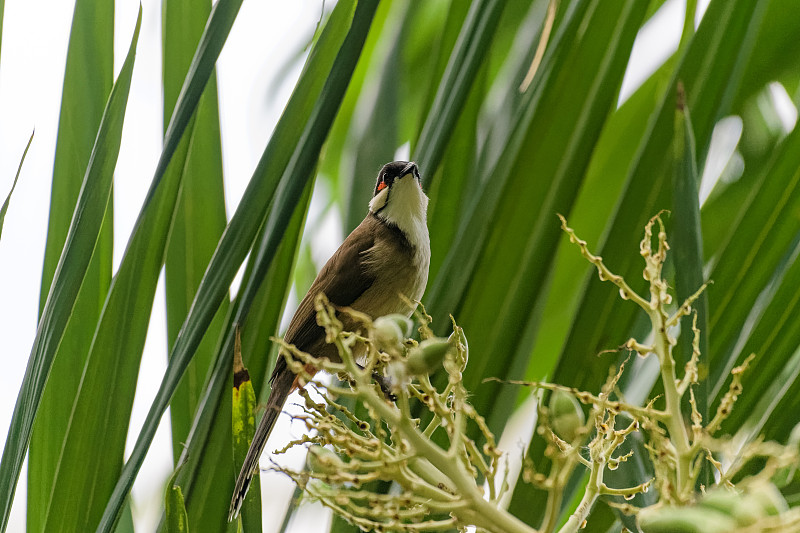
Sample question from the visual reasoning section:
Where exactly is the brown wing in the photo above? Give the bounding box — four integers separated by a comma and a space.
236, 221, 378, 516
276, 216, 377, 369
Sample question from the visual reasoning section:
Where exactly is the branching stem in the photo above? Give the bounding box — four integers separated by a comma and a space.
651, 308, 694, 500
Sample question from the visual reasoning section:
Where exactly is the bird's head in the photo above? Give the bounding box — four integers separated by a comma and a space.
369, 161, 427, 217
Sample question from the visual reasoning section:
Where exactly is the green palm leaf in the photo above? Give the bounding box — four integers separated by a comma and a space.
0, 8, 140, 529
28, 1, 114, 529
162, 0, 228, 466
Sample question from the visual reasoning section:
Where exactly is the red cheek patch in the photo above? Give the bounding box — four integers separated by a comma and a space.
377, 181, 388, 191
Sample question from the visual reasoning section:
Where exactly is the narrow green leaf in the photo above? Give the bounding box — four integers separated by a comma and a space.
645, 0, 670, 21
173, 184, 312, 533
28, 2, 114, 530
670, 81, 709, 484
671, 82, 706, 389
140, 0, 242, 216
701, 11, 800, 251
280, 486, 305, 533
42, 114, 191, 532
732, 252, 800, 428
510, 62, 675, 524
426, 69, 483, 282
681, 0, 698, 50
114, 503, 134, 533
162, 0, 228, 465
735, 341, 800, 447
231, 330, 261, 533
317, 0, 393, 209
0, 8, 138, 531
165, 466, 190, 533
470, 0, 554, 183
341, 0, 452, 230
522, 58, 675, 386
423, 0, 593, 350
97, 2, 377, 530
415, 0, 507, 180
706, 123, 800, 398
701, 146, 764, 262
399, 0, 457, 148
706, 127, 800, 419
732, 0, 800, 108
240, 188, 313, 401
344, 1, 409, 232
417, 0, 471, 130
38, 0, 114, 313
762, 350, 800, 443
439, 0, 646, 447
0, 131, 32, 241
551, 0, 768, 397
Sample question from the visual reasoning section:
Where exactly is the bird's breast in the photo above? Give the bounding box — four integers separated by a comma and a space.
355, 222, 430, 318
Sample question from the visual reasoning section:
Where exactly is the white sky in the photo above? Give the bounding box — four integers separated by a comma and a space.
0, 0, 748, 532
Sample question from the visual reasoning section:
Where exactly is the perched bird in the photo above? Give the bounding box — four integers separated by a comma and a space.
229, 161, 431, 520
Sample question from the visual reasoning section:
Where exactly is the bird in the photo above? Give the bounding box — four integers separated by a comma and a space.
228, 161, 431, 520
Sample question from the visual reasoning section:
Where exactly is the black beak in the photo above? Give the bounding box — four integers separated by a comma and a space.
401, 161, 419, 179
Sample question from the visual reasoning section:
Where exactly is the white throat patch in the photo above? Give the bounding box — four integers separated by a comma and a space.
369, 175, 430, 253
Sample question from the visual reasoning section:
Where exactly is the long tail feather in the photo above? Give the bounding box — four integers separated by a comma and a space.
228, 366, 295, 521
